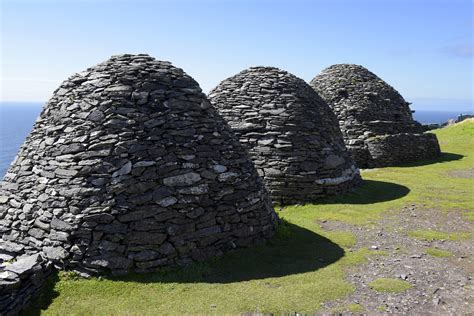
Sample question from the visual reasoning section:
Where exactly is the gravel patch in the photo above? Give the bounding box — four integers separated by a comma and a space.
447, 168, 474, 179
317, 205, 473, 315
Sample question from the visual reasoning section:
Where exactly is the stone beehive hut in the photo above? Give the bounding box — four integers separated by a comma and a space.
208, 67, 361, 205
0, 54, 278, 293
310, 64, 441, 168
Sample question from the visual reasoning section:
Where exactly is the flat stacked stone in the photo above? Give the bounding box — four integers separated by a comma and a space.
310, 64, 441, 168
209, 67, 361, 205
0, 253, 52, 314
0, 54, 278, 300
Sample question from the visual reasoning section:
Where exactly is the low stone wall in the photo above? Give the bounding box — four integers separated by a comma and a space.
365, 133, 441, 167
342, 121, 441, 167
0, 252, 52, 315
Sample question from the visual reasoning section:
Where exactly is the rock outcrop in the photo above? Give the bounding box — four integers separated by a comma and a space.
209, 66, 361, 205
310, 64, 441, 168
0, 54, 278, 305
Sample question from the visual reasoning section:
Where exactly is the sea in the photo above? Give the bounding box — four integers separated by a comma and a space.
0, 101, 472, 178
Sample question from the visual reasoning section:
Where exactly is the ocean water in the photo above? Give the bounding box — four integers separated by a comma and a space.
0, 102, 43, 178
0, 102, 472, 178
412, 110, 472, 125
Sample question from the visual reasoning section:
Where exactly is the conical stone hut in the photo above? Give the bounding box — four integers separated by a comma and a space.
0, 54, 278, 292
208, 67, 361, 205
310, 64, 441, 168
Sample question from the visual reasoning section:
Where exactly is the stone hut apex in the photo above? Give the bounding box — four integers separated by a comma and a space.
209, 66, 361, 205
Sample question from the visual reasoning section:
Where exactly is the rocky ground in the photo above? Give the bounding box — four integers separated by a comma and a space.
448, 168, 474, 179
317, 205, 474, 315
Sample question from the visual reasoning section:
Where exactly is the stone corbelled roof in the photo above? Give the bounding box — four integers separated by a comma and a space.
209, 66, 361, 205
310, 64, 441, 167
310, 64, 414, 124
0, 54, 278, 277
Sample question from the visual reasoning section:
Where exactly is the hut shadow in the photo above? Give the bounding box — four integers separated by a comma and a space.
111, 222, 344, 284
21, 272, 60, 316
318, 179, 410, 205
388, 152, 464, 168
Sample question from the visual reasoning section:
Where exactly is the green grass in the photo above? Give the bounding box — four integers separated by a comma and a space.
332, 302, 364, 314
425, 247, 453, 257
32, 120, 474, 314
32, 222, 383, 315
284, 120, 474, 226
464, 211, 474, 222
409, 229, 471, 241
369, 278, 412, 293
347, 303, 364, 313
378, 305, 387, 312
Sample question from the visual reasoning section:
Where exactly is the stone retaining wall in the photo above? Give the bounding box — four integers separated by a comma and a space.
365, 133, 441, 166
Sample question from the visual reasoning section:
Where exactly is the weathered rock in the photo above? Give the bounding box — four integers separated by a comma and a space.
310, 64, 441, 167
0, 241, 24, 253
5, 254, 42, 275
43, 246, 68, 261
112, 161, 132, 177
157, 196, 178, 207
209, 66, 361, 204
163, 172, 201, 187
50, 217, 73, 232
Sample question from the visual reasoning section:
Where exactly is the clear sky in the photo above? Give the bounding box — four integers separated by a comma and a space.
0, 0, 473, 111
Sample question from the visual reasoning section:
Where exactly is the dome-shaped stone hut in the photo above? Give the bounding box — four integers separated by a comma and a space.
208, 67, 361, 205
0, 54, 278, 280
310, 64, 441, 168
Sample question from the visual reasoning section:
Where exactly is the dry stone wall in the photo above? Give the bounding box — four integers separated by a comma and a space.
0, 253, 52, 315
310, 64, 441, 168
209, 67, 361, 205
0, 54, 278, 295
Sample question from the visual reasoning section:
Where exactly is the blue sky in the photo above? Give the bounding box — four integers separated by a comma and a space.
0, 0, 472, 111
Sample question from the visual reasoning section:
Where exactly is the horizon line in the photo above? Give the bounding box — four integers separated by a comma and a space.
0, 97, 473, 103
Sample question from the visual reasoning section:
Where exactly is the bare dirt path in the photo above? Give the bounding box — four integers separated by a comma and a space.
317, 205, 474, 315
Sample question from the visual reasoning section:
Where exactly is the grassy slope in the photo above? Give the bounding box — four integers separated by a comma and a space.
33, 120, 474, 315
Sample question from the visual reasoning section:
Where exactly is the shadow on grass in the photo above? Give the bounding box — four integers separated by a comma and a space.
318, 179, 410, 205
111, 221, 344, 284
387, 152, 464, 168
23, 222, 344, 314
21, 272, 60, 316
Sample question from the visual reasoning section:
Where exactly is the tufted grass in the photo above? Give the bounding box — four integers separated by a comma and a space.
425, 247, 453, 257
346, 303, 364, 313
409, 229, 471, 241
332, 302, 365, 314
464, 211, 474, 222
369, 278, 412, 293
30, 120, 474, 314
